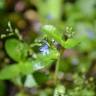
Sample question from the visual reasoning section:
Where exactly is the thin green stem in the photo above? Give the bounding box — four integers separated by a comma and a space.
54, 54, 60, 85
30, 43, 42, 48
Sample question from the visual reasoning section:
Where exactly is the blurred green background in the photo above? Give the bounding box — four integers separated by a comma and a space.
0, 0, 96, 96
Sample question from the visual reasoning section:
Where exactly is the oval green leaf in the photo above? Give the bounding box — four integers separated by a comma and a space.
5, 39, 28, 62
41, 25, 64, 46
0, 64, 20, 80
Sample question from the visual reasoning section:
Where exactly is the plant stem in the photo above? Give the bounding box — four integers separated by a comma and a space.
54, 54, 60, 85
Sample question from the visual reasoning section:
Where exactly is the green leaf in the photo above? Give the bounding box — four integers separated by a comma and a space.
5, 39, 28, 62
19, 61, 34, 75
0, 62, 34, 80
64, 38, 80, 48
0, 62, 33, 80
41, 25, 64, 46
0, 64, 20, 80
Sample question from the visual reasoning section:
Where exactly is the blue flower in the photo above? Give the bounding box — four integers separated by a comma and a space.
40, 44, 49, 55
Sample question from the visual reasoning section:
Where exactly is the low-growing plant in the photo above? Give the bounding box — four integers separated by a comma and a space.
0, 22, 95, 96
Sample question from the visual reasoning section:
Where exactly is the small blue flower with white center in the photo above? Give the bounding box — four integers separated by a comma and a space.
40, 44, 49, 55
